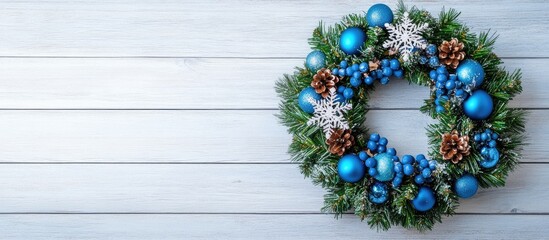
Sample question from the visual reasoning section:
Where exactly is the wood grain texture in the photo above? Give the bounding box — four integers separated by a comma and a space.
0, 0, 547, 57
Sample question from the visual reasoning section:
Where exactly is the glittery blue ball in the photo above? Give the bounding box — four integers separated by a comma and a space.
339, 27, 367, 55
305, 50, 326, 72
338, 154, 366, 183
457, 59, 485, 88
480, 147, 500, 169
412, 186, 436, 212
463, 90, 494, 120
454, 174, 478, 199
366, 3, 394, 28
369, 181, 389, 204
298, 87, 321, 114
373, 153, 395, 182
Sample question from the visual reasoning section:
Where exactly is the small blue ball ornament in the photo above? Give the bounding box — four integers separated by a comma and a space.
479, 147, 500, 169
298, 87, 321, 114
412, 186, 436, 212
457, 59, 485, 88
369, 181, 389, 204
339, 27, 367, 55
305, 50, 326, 72
454, 174, 478, 198
463, 90, 494, 120
338, 154, 366, 183
366, 3, 394, 28
373, 153, 395, 182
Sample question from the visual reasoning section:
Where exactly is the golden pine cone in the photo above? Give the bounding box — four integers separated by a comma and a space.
311, 68, 339, 98
440, 130, 471, 164
326, 129, 355, 156
438, 38, 465, 69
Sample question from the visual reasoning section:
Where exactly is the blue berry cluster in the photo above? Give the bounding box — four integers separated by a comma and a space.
419, 44, 440, 68
473, 129, 501, 168
398, 154, 437, 185
365, 133, 393, 155
473, 129, 499, 148
430, 66, 468, 113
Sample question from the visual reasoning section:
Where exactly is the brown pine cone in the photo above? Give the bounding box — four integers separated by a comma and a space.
311, 68, 339, 98
438, 38, 465, 69
440, 130, 471, 164
326, 129, 355, 156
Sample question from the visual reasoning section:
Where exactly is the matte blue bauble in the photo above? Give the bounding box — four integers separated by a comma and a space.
338, 154, 366, 183
457, 59, 485, 88
298, 87, 321, 114
454, 174, 478, 198
412, 186, 436, 212
463, 90, 493, 120
366, 3, 394, 28
305, 50, 326, 72
339, 27, 367, 55
373, 153, 395, 182
480, 147, 500, 168
369, 181, 389, 204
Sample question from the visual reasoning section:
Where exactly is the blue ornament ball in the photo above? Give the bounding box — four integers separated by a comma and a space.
339, 27, 367, 55
457, 59, 485, 88
463, 90, 494, 120
369, 181, 389, 204
373, 153, 395, 182
366, 3, 394, 28
412, 186, 436, 212
454, 174, 478, 199
480, 147, 500, 169
338, 154, 366, 183
305, 50, 326, 72
298, 87, 321, 114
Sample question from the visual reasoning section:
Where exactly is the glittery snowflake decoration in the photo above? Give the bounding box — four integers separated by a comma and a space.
383, 12, 429, 62
307, 88, 352, 138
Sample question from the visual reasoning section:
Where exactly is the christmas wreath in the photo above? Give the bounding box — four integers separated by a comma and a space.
275, 2, 525, 231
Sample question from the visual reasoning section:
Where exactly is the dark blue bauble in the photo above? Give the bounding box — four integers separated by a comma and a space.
366, 3, 394, 28
412, 186, 436, 212
339, 27, 367, 55
373, 153, 395, 182
457, 59, 485, 88
338, 154, 366, 183
454, 174, 478, 198
463, 90, 493, 120
480, 147, 500, 168
305, 50, 326, 72
298, 87, 321, 114
369, 181, 389, 204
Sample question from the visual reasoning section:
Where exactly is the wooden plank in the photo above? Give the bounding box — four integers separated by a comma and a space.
0, 164, 546, 213
0, 110, 543, 163
0, 58, 541, 109
0, 0, 547, 57
0, 214, 547, 239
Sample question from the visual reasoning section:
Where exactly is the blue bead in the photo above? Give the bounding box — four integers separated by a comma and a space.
352, 71, 361, 79
392, 177, 402, 187
457, 59, 485, 88
350, 77, 361, 87
436, 106, 445, 114
414, 175, 425, 184
402, 155, 413, 164
337, 154, 365, 183
365, 158, 376, 168
370, 133, 380, 142
426, 44, 437, 56
368, 168, 378, 176
358, 151, 367, 161
397, 172, 404, 178
380, 59, 390, 67
369, 182, 389, 204
338, 68, 346, 77
380, 76, 390, 85
366, 3, 394, 28
416, 154, 426, 160
340, 60, 348, 68
298, 87, 321, 114
389, 59, 400, 70
367, 141, 377, 151
337, 85, 346, 93
422, 168, 432, 178
335, 93, 346, 104
379, 137, 388, 146
429, 70, 438, 80
351, 63, 359, 71
445, 80, 456, 90
359, 62, 368, 72
393, 70, 403, 78
339, 27, 367, 55
437, 74, 448, 82
481, 133, 488, 142
305, 50, 326, 72
488, 140, 497, 148
375, 69, 384, 79
387, 148, 396, 156
377, 145, 386, 153
492, 133, 499, 140
429, 160, 437, 170
435, 82, 444, 89
429, 57, 439, 67
343, 88, 354, 99
455, 89, 465, 97
474, 134, 481, 142
436, 66, 448, 75
412, 187, 436, 212
454, 174, 478, 198
346, 67, 354, 76
419, 56, 428, 65
420, 159, 429, 168
403, 164, 414, 176
373, 153, 395, 182
463, 90, 493, 120
332, 68, 339, 75
382, 67, 393, 77
394, 162, 403, 173
449, 74, 457, 80
364, 76, 374, 85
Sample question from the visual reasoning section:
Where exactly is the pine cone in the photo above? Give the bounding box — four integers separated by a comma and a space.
326, 129, 355, 156
440, 130, 471, 164
438, 38, 465, 69
311, 68, 339, 98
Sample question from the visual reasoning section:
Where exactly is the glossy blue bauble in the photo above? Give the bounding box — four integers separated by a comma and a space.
338, 154, 366, 183
298, 87, 321, 114
339, 27, 367, 55
454, 174, 478, 198
480, 147, 500, 169
457, 59, 485, 88
412, 186, 436, 212
305, 50, 326, 72
373, 153, 395, 182
369, 181, 389, 204
463, 90, 494, 120
366, 3, 393, 28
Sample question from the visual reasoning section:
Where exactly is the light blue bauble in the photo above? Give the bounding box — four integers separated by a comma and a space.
369, 181, 389, 204
480, 147, 500, 168
373, 153, 395, 182
339, 27, 367, 55
454, 174, 478, 199
412, 186, 436, 212
366, 3, 394, 28
338, 154, 366, 183
457, 59, 485, 88
298, 87, 321, 114
305, 50, 326, 72
463, 90, 494, 120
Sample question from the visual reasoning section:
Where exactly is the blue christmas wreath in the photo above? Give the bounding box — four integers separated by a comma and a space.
275, 2, 525, 231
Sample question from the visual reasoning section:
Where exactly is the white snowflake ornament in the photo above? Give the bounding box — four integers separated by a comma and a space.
383, 12, 429, 62
307, 88, 352, 138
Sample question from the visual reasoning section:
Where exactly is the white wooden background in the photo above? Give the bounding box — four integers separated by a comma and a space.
0, 0, 548, 239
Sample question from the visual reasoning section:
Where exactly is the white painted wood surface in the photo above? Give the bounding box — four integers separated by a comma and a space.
0, 0, 547, 239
